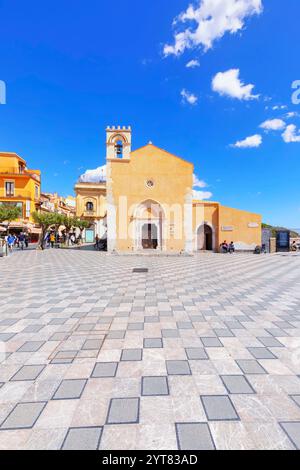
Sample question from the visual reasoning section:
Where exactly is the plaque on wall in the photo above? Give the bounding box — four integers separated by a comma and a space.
221, 226, 234, 232
248, 222, 259, 228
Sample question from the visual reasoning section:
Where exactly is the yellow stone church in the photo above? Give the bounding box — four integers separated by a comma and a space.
75, 126, 261, 253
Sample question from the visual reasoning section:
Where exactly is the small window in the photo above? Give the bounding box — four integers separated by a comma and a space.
86, 201, 94, 212
115, 140, 123, 158
35, 185, 39, 199
5, 181, 14, 196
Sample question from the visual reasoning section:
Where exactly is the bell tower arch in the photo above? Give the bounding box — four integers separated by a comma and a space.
106, 126, 132, 160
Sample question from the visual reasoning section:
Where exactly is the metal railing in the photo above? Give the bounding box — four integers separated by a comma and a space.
0, 168, 40, 181
0, 190, 32, 199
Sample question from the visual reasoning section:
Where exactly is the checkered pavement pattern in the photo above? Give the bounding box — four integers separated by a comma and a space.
0, 249, 300, 450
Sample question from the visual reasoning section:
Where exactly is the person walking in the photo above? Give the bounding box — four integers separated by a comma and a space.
18, 232, 26, 250
7, 234, 16, 253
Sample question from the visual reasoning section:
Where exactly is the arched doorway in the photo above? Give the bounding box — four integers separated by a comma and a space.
134, 200, 164, 251
142, 223, 158, 250
197, 223, 214, 251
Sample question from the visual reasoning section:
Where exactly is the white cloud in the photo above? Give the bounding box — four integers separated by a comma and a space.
212, 69, 259, 100
272, 105, 287, 110
164, 0, 263, 56
260, 118, 286, 131
186, 59, 200, 68
193, 174, 208, 188
232, 134, 262, 148
286, 111, 298, 119
181, 89, 198, 105
79, 165, 106, 183
193, 189, 213, 200
282, 124, 300, 143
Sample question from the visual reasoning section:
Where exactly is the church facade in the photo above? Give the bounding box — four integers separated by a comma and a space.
75, 126, 261, 253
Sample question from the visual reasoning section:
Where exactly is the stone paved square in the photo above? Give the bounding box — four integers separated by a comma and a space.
185, 348, 208, 360
0, 250, 300, 449
52, 379, 87, 400
0, 402, 47, 430
61, 427, 103, 450
91, 362, 118, 378
166, 361, 192, 376
221, 375, 255, 395
142, 376, 169, 396
201, 395, 240, 421
280, 422, 300, 450
121, 349, 143, 362
143, 338, 163, 349
106, 398, 140, 424
176, 423, 215, 450
10, 365, 45, 382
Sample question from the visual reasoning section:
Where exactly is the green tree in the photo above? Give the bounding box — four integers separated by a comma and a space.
61, 215, 76, 245
0, 204, 22, 232
32, 212, 64, 249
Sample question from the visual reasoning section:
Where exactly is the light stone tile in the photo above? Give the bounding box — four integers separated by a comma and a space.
35, 399, 78, 429
137, 424, 178, 450
100, 424, 139, 450
245, 422, 295, 450
210, 421, 255, 450
23, 427, 67, 450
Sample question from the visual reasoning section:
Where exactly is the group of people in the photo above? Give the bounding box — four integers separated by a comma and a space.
220, 240, 235, 254
3, 233, 29, 253
45, 231, 82, 248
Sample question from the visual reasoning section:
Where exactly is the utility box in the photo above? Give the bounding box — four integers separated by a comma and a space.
276, 230, 290, 252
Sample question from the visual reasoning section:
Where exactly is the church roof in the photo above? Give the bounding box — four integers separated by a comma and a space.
131, 143, 194, 167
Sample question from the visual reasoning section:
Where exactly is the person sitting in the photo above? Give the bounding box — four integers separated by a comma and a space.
228, 241, 235, 254
291, 241, 297, 252
220, 241, 228, 253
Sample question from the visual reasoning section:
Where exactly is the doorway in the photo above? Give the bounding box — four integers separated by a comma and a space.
197, 224, 214, 251
142, 223, 158, 250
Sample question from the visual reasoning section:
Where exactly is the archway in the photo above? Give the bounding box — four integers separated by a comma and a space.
142, 223, 158, 250
197, 223, 214, 251
134, 200, 164, 251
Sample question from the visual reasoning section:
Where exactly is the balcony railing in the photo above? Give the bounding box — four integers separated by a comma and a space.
83, 210, 97, 217
0, 190, 33, 199
0, 168, 40, 181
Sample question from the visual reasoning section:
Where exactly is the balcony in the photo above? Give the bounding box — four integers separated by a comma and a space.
0, 190, 32, 199
83, 210, 97, 218
0, 168, 40, 181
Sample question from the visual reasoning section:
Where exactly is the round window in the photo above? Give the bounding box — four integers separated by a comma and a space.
146, 179, 154, 188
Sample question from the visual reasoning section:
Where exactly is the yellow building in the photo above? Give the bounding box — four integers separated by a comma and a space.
75, 126, 261, 252
0, 152, 41, 232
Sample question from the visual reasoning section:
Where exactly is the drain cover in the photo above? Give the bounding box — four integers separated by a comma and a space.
133, 268, 148, 273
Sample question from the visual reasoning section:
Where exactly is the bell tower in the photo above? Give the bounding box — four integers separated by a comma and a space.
106, 126, 132, 160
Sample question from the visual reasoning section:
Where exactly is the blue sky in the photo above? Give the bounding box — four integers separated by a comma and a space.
0, 0, 299, 228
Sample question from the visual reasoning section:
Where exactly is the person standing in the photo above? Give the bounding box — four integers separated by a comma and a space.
95, 234, 100, 250
50, 232, 55, 248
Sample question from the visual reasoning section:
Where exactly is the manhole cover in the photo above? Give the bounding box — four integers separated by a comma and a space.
133, 268, 148, 273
